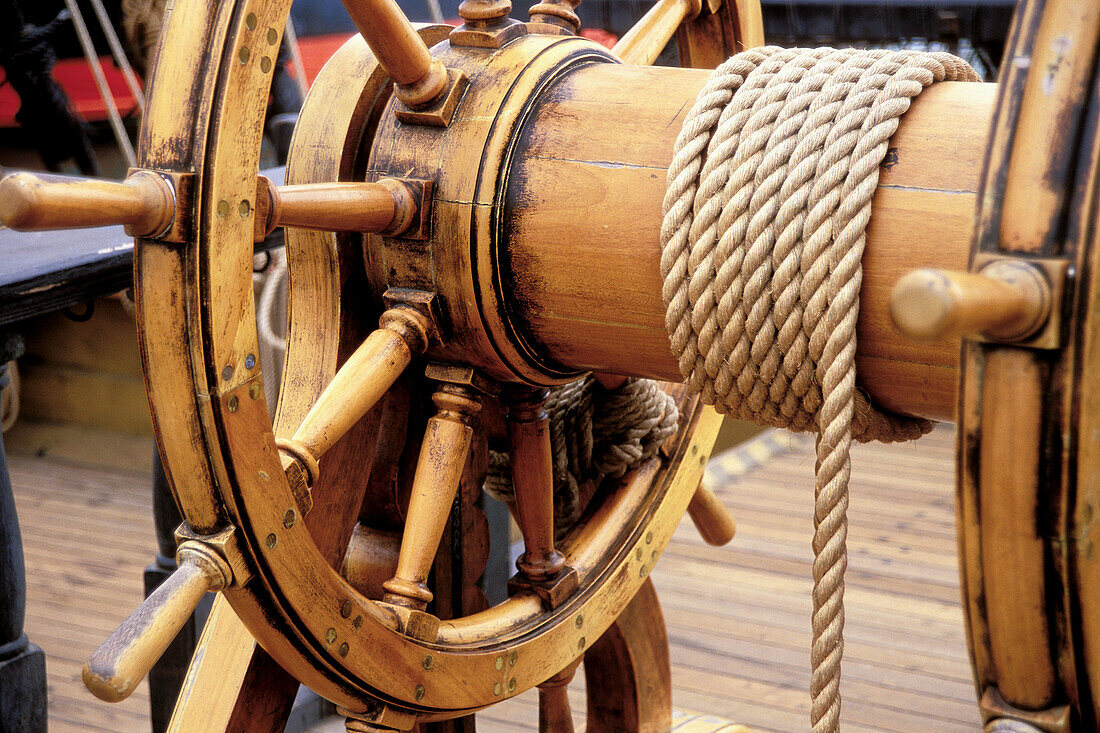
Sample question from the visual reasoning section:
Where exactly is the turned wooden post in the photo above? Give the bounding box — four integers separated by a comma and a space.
686, 481, 736, 547
537, 658, 581, 732
505, 387, 566, 582
382, 382, 482, 610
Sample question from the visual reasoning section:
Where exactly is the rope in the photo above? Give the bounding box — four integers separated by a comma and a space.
660, 46, 977, 732
485, 376, 679, 538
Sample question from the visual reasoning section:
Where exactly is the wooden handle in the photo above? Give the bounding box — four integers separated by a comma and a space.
889, 261, 1051, 342
536, 658, 581, 733
339, 0, 448, 108
687, 482, 736, 546
278, 306, 431, 486
0, 170, 174, 236
82, 541, 231, 702
383, 384, 481, 609
271, 180, 411, 233
612, 0, 701, 65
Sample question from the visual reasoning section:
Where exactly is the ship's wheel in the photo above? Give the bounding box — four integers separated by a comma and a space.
0, 0, 761, 729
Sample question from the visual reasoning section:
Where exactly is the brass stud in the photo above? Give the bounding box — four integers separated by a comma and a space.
353, 615, 363, 628
638, 564, 647, 578
245, 353, 256, 369
326, 628, 337, 644
577, 637, 586, 650
423, 655, 433, 670
283, 509, 296, 528
650, 550, 657, 562
245, 12, 257, 29
249, 383, 262, 400
645, 531, 653, 544
217, 200, 230, 217
494, 656, 503, 671
222, 365, 234, 381
341, 600, 352, 618
635, 547, 643, 561
339, 642, 349, 657
260, 57, 272, 73
265, 532, 277, 548
227, 395, 239, 412
238, 46, 250, 64
508, 678, 516, 692
259, 470, 270, 481
691, 445, 698, 455
239, 199, 251, 217
574, 614, 583, 628
508, 650, 517, 666
493, 682, 501, 696
266, 27, 278, 44
415, 684, 425, 701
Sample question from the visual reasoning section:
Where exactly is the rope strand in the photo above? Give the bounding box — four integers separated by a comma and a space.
661, 46, 976, 732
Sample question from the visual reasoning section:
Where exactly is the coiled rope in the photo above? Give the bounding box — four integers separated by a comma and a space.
485, 376, 679, 538
660, 46, 977, 732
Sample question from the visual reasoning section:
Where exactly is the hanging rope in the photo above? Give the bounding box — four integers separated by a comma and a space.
660, 46, 977, 733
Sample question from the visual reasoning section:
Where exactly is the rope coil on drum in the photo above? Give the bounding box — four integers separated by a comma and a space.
660, 46, 978, 732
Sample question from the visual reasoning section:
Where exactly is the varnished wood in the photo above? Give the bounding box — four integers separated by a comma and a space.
536, 658, 580, 733
613, 0, 702, 66
505, 71, 996, 422
339, 0, 448, 108
82, 542, 232, 703
889, 262, 1050, 342
382, 383, 481, 609
976, 349, 1056, 710
686, 482, 736, 547
506, 387, 566, 582
270, 180, 409, 234
0, 171, 174, 236
277, 306, 431, 486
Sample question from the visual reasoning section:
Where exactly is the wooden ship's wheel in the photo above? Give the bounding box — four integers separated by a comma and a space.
1, 0, 1100, 730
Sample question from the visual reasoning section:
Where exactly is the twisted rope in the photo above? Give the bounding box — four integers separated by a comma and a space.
660, 46, 976, 733
485, 376, 679, 538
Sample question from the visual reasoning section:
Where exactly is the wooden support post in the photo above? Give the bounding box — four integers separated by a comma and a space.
537, 658, 581, 732
0, 334, 47, 733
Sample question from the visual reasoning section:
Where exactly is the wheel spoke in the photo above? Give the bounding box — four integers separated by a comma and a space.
505, 387, 566, 582
339, 0, 450, 108
277, 307, 432, 488
382, 382, 483, 609
612, 0, 701, 66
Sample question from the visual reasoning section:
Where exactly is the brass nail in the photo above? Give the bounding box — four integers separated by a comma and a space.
265, 532, 276, 548
415, 684, 425, 701
326, 628, 337, 644
283, 509, 296, 528
228, 395, 239, 412
423, 655, 433, 670
341, 600, 352, 618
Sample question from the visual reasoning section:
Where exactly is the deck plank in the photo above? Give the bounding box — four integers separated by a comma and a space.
8, 423, 981, 731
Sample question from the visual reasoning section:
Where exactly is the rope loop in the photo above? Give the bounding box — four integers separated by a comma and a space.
660, 46, 977, 733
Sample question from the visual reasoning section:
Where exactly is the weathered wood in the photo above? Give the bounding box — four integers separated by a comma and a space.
505, 387, 566, 582
686, 482, 736, 547
0, 171, 174, 235
505, 71, 996, 422
382, 383, 481, 609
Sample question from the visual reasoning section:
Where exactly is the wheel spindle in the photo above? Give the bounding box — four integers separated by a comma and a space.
0, 171, 420, 238
277, 306, 433, 489
505, 387, 567, 582
382, 381, 483, 610
339, 0, 450, 109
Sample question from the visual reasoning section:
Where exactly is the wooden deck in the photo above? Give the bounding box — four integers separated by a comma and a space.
7, 422, 980, 732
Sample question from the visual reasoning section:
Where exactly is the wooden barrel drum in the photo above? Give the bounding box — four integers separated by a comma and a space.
0, 0, 1097, 729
